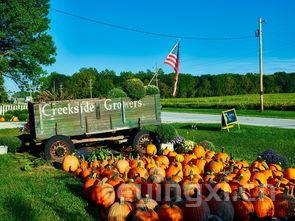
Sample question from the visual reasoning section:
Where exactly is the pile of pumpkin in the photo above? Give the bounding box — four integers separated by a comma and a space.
62, 144, 295, 221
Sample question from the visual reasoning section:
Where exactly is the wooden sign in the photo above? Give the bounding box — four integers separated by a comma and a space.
221, 109, 240, 131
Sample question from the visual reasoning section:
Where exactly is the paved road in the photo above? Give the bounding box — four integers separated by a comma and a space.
1, 113, 295, 129
162, 112, 295, 129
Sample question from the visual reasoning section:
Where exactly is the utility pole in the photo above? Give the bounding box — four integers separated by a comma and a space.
59, 84, 63, 99
257, 17, 265, 112
89, 79, 93, 98
155, 63, 159, 87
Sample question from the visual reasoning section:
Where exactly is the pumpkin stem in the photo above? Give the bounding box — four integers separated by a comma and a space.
255, 178, 264, 187
101, 177, 108, 184
258, 190, 264, 199
119, 197, 125, 205
290, 185, 294, 196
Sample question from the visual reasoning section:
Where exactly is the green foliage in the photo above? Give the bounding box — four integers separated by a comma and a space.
123, 78, 146, 100
0, 76, 8, 103
18, 113, 28, 121
4, 109, 28, 121
87, 147, 113, 161
145, 85, 160, 95
0, 0, 56, 85
155, 124, 178, 143
108, 88, 127, 98
4, 114, 12, 121
0, 136, 22, 153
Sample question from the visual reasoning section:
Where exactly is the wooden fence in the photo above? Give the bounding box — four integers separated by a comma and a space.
0, 104, 28, 116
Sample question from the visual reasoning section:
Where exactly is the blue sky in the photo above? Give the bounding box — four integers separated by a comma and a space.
6, 0, 295, 90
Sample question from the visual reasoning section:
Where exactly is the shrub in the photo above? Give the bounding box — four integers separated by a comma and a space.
4, 113, 13, 121
145, 85, 160, 95
0, 136, 22, 153
18, 113, 28, 121
155, 124, 177, 143
259, 149, 287, 166
123, 78, 146, 100
108, 88, 127, 98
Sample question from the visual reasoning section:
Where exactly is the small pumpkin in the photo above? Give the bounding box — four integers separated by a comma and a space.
206, 160, 224, 173
136, 194, 158, 210
284, 168, 295, 181
232, 188, 254, 221
192, 145, 206, 159
108, 197, 133, 221
62, 154, 80, 172
274, 186, 295, 218
116, 158, 130, 174
0, 117, 5, 122
146, 144, 157, 155
175, 154, 184, 163
214, 147, 229, 162
132, 207, 159, 221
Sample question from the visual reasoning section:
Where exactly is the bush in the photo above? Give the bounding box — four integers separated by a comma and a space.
4, 113, 13, 121
259, 149, 287, 166
145, 85, 160, 95
155, 124, 177, 143
123, 78, 146, 100
108, 88, 127, 98
18, 113, 28, 121
0, 136, 22, 153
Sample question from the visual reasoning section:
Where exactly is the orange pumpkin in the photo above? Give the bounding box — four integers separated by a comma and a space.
132, 207, 159, 221
194, 158, 207, 174
82, 174, 99, 199
206, 160, 224, 173
214, 148, 229, 162
136, 194, 158, 210
158, 203, 183, 221
107, 173, 124, 188
232, 188, 254, 221
62, 154, 80, 172
91, 178, 115, 208
146, 144, 157, 155
117, 181, 141, 202
284, 168, 295, 181
108, 197, 133, 221
274, 187, 295, 218
0, 117, 5, 122
252, 191, 275, 218
192, 145, 206, 159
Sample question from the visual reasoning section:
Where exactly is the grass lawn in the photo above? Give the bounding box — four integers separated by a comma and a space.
0, 153, 100, 221
163, 107, 295, 119
161, 93, 295, 111
171, 123, 295, 167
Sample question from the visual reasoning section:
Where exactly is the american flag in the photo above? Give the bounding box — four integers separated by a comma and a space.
164, 41, 180, 96
164, 41, 180, 76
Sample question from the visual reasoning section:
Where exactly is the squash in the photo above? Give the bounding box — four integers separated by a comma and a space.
175, 154, 184, 163
146, 144, 157, 155
252, 191, 274, 218
136, 194, 158, 210
132, 207, 159, 221
91, 178, 115, 208
108, 197, 133, 221
158, 203, 183, 221
62, 154, 80, 172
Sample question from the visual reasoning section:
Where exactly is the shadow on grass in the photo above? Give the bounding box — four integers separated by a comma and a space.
178, 124, 220, 131
4, 195, 36, 221
65, 182, 103, 221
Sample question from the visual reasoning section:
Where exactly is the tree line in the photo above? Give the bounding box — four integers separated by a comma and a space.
33, 68, 295, 99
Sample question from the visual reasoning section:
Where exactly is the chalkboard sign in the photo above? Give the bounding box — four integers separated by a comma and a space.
221, 109, 240, 131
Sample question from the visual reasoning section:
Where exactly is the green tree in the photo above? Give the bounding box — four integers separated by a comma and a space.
70, 68, 98, 99
39, 72, 70, 92
0, 75, 8, 102
0, 0, 56, 85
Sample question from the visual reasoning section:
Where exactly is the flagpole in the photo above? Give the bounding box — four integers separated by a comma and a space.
172, 77, 178, 97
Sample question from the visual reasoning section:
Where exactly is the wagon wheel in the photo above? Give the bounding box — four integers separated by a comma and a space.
132, 130, 154, 153
44, 135, 74, 162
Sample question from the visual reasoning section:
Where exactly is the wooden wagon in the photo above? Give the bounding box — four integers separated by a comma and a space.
28, 94, 161, 161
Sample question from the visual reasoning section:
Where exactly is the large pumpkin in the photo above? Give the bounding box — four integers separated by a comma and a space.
62, 154, 80, 172
91, 178, 115, 208
108, 197, 133, 221
158, 203, 183, 221
232, 188, 254, 221
252, 191, 274, 218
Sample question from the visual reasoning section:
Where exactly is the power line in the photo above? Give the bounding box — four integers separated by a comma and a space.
52, 8, 255, 41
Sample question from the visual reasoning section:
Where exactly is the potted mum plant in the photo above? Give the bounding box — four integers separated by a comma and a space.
0, 136, 22, 154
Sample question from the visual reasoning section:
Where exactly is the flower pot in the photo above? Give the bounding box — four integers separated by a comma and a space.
0, 145, 8, 155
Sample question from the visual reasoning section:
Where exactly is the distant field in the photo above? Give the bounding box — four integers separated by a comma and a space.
161, 93, 295, 111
